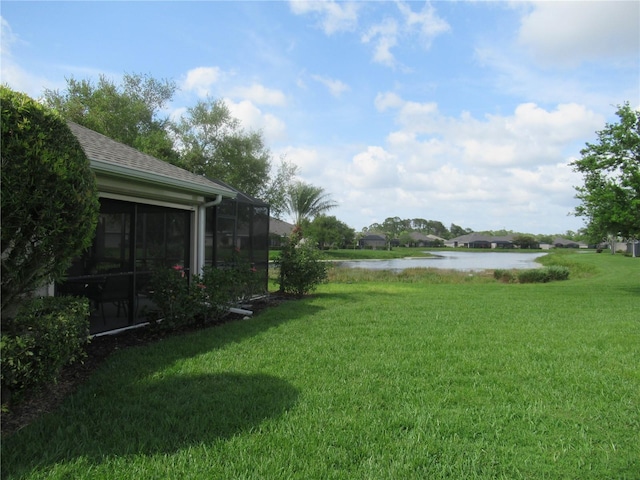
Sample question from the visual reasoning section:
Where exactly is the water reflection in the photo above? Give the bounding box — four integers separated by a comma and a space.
337, 251, 547, 272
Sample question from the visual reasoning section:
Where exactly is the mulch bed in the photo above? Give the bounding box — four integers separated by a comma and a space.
1, 295, 287, 438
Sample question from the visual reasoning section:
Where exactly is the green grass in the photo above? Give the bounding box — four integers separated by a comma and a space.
2, 252, 639, 479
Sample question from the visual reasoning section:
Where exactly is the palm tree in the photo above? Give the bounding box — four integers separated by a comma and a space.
285, 181, 337, 226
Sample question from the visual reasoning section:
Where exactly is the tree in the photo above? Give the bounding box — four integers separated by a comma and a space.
171, 98, 271, 198
512, 234, 538, 249
1, 87, 99, 315
571, 103, 640, 251
304, 215, 355, 249
43, 73, 178, 162
285, 181, 337, 226
450, 223, 472, 238
261, 157, 298, 219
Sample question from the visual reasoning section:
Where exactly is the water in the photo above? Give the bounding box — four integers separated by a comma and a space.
337, 251, 548, 272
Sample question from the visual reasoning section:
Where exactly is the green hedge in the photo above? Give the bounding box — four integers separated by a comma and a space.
494, 266, 570, 284
1, 296, 91, 403
1, 86, 99, 315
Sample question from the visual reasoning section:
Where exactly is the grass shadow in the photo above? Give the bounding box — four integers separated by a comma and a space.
1, 298, 323, 477
1, 372, 298, 477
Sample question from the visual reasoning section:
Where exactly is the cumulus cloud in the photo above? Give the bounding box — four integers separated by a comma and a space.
229, 83, 287, 107
310, 74, 350, 97
181, 67, 221, 97
308, 98, 600, 232
289, 0, 360, 34
380, 95, 603, 168
347, 146, 400, 189
518, 1, 640, 67
225, 98, 287, 143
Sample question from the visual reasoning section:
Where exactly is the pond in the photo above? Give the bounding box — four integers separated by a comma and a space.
337, 251, 548, 272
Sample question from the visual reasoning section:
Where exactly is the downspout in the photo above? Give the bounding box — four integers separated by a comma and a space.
197, 194, 223, 274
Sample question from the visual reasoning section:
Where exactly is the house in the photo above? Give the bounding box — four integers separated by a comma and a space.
407, 232, 445, 247
553, 237, 587, 249
358, 234, 387, 249
269, 218, 295, 248
56, 122, 269, 334
446, 233, 493, 249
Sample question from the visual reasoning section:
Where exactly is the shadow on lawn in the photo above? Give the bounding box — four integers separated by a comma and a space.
2, 373, 299, 476
1, 298, 325, 477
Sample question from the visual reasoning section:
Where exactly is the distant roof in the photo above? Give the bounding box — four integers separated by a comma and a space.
68, 121, 235, 198
270, 218, 294, 236
448, 233, 492, 243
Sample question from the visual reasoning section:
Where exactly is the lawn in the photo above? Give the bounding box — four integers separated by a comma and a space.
2, 252, 639, 479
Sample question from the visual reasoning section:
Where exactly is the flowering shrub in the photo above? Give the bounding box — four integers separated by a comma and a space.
148, 260, 263, 331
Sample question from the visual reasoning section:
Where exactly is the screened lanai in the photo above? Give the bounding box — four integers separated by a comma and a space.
56, 123, 269, 335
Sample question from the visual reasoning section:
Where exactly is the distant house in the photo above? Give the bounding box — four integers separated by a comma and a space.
269, 218, 295, 247
408, 232, 445, 247
358, 234, 387, 249
553, 237, 587, 249
446, 233, 493, 249
491, 235, 516, 249
56, 122, 269, 335
447, 234, 543, 249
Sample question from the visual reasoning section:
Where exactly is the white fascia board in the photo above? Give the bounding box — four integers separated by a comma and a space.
91, 159, 237, 199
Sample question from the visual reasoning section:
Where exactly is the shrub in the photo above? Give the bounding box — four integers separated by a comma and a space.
517, 269, 551, 283
493, 269, 516, 283
147, 262, 262, 331
1, 87, 99, 316
545, 265, 570, 281
1, 296, 90, 403
147, 266, 197, 330
275, 236, 328, 297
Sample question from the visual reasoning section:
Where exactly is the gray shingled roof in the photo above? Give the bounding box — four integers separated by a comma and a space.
68, 121, 235, 197
270, 218, 294, 236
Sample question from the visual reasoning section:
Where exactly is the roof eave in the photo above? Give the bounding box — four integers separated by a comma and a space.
91, 159, 236, 199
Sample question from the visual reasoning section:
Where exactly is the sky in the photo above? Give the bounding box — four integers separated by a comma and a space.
1, 1, 639, 235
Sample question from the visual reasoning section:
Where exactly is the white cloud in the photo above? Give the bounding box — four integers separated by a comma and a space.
0, 17, 58, 98
303, 98, 601, 232
397, 1, 450, 49
381, 96, 603, 168
361, 2, 449, 68
289, 0, 360, 35
347, 146, 400, 189
361, 17, 399, 67
225, 98, 287, 143
310, 74, 350, 97
229, 83, 287, 107
374, 91, 403, 111
182, 67, 221, 97
518, 1, 640, 67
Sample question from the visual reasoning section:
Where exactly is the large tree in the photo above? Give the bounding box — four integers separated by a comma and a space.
571, 103, 640, 248
303, 215, 355, 249
285, 181, 337, 226
263, 158, 299, 219
43, 73, 178, 162
1, 87, 99, 315
171, 98, 271, 198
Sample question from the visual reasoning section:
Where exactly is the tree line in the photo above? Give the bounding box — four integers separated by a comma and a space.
41, 73, 299, 218
40, 75, 638, 249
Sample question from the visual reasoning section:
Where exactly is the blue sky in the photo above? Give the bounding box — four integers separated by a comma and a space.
2, 1, 639, 234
